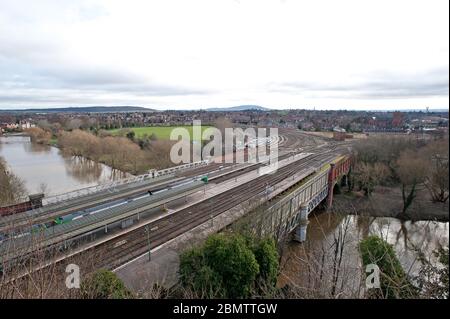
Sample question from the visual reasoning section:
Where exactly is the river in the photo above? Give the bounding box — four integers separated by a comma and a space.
278, 211, 449, 297
0, 135, 129, 197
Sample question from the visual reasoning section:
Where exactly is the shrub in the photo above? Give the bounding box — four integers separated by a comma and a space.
203, 234, 259, 298
179, 248, 224, 298
252, 237, 279, 286
179, 233, 279, 298
81, 269, 132, 299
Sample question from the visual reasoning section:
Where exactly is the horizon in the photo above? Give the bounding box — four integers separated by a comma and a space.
0, 104, 448, 113
0, 0, 448, 110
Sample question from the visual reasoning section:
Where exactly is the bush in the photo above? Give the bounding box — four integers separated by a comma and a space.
179, 233, 279, 298
203, 234, 259, 298
81, 269, 132, 299
252, 238, 279, 286
126, 131, 135, 140
179, 248, 224, 298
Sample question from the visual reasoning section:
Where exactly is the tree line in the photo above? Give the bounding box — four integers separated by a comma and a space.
26, 127, 175, 175
351, 134, 449, 217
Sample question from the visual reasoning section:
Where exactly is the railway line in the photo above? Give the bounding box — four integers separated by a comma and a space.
93, 149, 341, 270
0, 151, 297, 252
1, 131, 348, 282
0, 149, 296, 236
0, 133, 289, 234
0, 174, 178, 232
18, 146, 342, 274
0, 161, 237, 234
278, 128, 329, 150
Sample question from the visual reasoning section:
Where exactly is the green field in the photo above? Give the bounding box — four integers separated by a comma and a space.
110, 126, 212, 141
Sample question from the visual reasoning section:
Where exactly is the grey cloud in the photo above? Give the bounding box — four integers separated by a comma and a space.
0, 60, 210, 102
35, 67, 209, 96
275, 68, 449, 99
0, 94, 79, 103
0, 88, 167, 105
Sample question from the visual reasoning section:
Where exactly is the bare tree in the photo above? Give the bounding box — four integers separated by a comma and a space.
143, 140, 175, 169
353, 162, 390, 196
65, 118, 83, 131
420, 139, 449, 203
395, 150, 428, 218
37, 183, 50, 197
354, 135, 417, 170
0, 157, 27, 206
26, 127, 52, 145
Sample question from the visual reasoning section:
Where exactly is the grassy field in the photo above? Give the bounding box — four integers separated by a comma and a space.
110, 126, 212, 141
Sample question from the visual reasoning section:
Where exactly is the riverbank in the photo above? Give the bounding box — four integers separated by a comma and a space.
332, 186, 449, 222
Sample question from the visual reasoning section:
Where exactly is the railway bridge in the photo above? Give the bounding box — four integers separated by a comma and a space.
237, 154, 352, 243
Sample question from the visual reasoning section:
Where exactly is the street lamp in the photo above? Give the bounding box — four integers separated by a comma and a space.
145, 225, 159, 262
145, 225, 151, 262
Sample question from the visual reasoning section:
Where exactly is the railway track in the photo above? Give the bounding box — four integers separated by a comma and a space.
1, 144, 345, 283
0, 151, 297, 234
0, 129, 305, 233
0, 130, 347, 283
0, 162, 234, 233
72, 148, 341, 270
0, 153, 299, 259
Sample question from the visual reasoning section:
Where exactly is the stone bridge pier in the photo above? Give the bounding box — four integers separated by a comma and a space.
293, 204, 309, 242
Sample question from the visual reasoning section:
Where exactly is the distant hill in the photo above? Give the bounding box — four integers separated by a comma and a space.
0, 106, 156, 114
205, 105, 271, 112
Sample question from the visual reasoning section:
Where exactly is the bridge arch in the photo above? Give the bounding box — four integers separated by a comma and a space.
333, 173, 349, 195
326, 156, 353, 209
340, 174, 348, 187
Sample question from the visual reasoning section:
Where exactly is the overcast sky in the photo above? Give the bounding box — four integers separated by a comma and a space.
0, 0, 448, 110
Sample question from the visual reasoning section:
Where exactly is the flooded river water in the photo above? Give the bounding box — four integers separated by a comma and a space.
0, 135, 129, 196
279, 211, 449, 297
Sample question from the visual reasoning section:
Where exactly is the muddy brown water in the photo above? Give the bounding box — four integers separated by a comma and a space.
0, 135, 129, 196
278, 211, 449, 297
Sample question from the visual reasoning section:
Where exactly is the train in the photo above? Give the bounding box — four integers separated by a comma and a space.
0, 177, 209, 244
52, 196, 134, 225
50, 176, 208, 226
